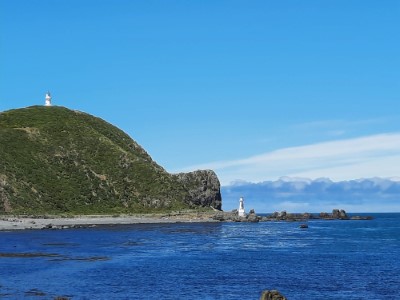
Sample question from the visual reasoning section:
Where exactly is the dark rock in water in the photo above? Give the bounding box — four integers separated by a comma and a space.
246, 210, 259, 223
299, 224, 308, 229
174, 170, 222, 210
270, 211, 279, 219
319, 212, 330, 219
264, 211, 314, 221
332, 209, 348, 219
246, 214, 259, 223
260, 290, 287, 300
320, 209, 349, 220
265, 211, 286, 220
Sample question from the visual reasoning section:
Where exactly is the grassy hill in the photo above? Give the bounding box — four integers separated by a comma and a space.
0, 106, 221, 214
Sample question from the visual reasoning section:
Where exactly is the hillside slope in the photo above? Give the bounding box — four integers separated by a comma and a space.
0, 106, 221, 214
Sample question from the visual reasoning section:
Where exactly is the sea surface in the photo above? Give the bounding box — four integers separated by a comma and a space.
1, 213, 399, 299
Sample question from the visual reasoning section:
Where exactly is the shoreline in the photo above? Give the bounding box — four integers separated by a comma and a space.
0, 212, 219, 231
0, 209, 374, 231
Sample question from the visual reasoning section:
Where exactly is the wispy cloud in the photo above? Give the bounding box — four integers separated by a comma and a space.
177, 133, 400, 185
291, 118, 393, 138
292, 118, 390, 131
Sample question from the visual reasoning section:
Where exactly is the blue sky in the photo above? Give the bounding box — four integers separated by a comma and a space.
1, 1, 399, 185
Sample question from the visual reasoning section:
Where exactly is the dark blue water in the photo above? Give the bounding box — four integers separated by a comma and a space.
1, 214, 400, 299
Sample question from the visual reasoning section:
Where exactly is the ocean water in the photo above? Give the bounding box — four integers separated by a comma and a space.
1, 213, 399, 300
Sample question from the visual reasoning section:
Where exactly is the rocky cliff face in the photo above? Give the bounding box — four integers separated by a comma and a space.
174, 170, 222, 210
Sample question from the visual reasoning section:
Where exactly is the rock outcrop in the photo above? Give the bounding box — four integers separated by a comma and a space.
174, 170, 222, 210
212, 209, 260, 222
263, 211, 315, 221
260, 290, 287, 300
262, 209, 372, 221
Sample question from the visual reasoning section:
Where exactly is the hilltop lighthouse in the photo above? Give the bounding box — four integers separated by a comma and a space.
238, 197, 245, 217
45, 91, 52, 106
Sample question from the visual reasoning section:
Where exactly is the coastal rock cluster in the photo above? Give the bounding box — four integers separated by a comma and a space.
262, 209, 372, 221
212, 208, 260, 222
212, 209, 373, 223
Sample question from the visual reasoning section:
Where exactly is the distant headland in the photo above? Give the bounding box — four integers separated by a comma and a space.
0, 105, 221, 215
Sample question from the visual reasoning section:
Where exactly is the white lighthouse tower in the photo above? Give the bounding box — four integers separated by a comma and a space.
45, 91, 52, 106
238, 197, 245, 217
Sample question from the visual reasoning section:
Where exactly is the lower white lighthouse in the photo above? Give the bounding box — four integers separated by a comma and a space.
45, 91, 52, 106
238, 197, 245, 217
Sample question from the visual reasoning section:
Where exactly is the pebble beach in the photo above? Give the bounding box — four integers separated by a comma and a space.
0, 213, 218, 231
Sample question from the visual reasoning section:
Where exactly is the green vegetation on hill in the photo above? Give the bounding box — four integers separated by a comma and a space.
0, 106, 221, 214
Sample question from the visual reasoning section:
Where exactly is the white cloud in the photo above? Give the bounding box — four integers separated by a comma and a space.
292, 118, 389, 132
177, 133, 400, 185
